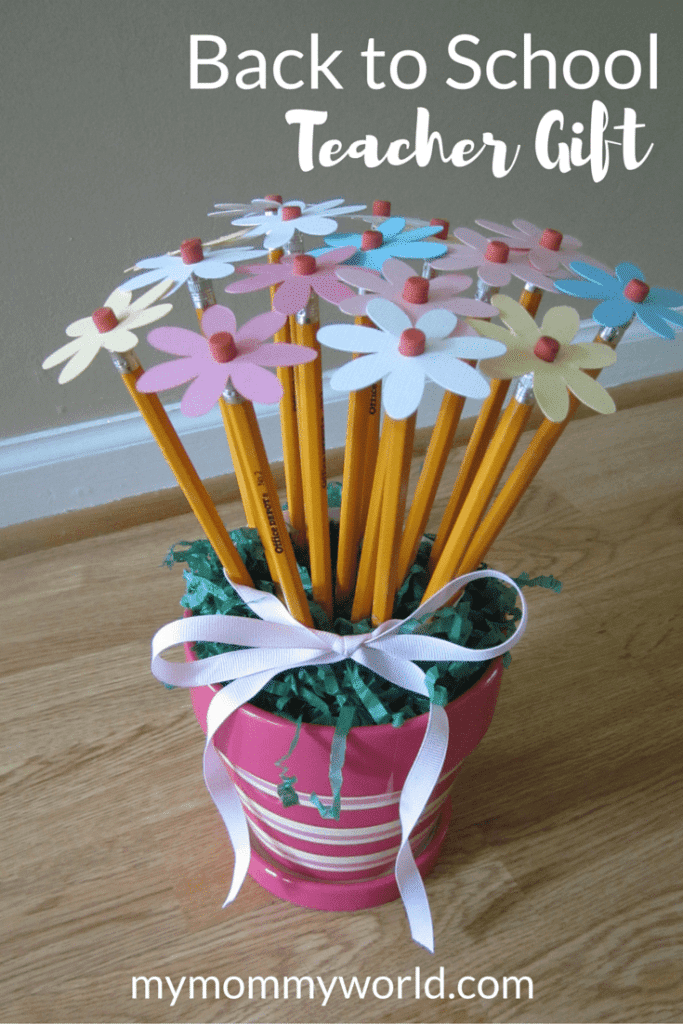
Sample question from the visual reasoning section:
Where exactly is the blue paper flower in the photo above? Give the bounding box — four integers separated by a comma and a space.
556, 261, 683, 340
120, 242, 267, 295
309, 217, 447, 270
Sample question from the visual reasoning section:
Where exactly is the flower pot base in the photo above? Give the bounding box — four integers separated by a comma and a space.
244, 798, 452, 912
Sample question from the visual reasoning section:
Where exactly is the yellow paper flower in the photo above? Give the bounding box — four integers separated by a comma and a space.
469, 294, 617, 422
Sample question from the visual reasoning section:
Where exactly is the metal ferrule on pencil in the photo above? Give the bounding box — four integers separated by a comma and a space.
421, 261, 436, 280
284, 230, 304, 257
514, 371, 536, 405
110, 350, 141, 375
523, 283, 540, 295
476, 279, 499, 304
599, 318, 632, 349
296, 293, 320, 326
222, 382, 245, 405
186, 273, 216, 311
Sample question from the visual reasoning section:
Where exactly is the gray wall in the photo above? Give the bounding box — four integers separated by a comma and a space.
3, 0, 681, 439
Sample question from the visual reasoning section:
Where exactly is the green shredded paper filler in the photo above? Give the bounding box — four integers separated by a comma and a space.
164, 484, 561, 817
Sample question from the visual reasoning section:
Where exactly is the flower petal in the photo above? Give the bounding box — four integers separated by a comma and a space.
366, 298, 411, 337
492, 294, 539, 340
230, 363, 284, 404
382, 363, 425, 419
318, 323, 383, 354
560, 342, 615, 370
532, 367, 570, 422
272, 277, 312, 315
334, 265, 385, 292
315, 245, 357, 266
568, 261, 618, 290
381, 257, 414, 289
56, 342, 101, 383
314, 274, 354, 307
415, 308, 457, 340
591, 297, 635, 328
127, 279, 174, 311
647, 287, 683, 307
102, 328, 140, 353
250, 342, 318, 368
452, 227, 488, 251
119, 267, 179, 293
377, 217, 406, 239
429, 274, 470, 298
468, 319, 516, 347
478, 262, 512, 287
146, 325, 206, 357
539, 306, 580, 345
136, 357, 199, 393
180, 369, 227, 417
330, 352, 390, 392
42, 338, 85, 369
614, 261, 644, 287
125, 303, 173, 331
423, 354, 490, 399
478, 352, 533, 380
200, 305, 238, 338
634, 305, 676, 340
561, 367, 616, 415
555, 278, 611, 301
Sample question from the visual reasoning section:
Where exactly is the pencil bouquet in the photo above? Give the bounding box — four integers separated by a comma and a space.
44, 196, 682, 950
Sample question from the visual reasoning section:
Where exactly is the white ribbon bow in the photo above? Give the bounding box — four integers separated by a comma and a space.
150, 569, 528, 951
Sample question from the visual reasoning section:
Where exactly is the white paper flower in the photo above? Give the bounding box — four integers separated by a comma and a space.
120, 238, 266, 295
232, 197, 366, 250
42, 281, 173, 383
318, 298, 505, 420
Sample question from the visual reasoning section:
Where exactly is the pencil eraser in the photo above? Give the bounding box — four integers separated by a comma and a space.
361, 230, 383, 251
540, 228, 563, 252
181, 238, 204, 265
623, 278, 650, 303
91, 307, 118, 333
398, 328, 426, 357
292, 254, 317, 276
484, 240, 509, 264
429, 218, 449, 240
264, 194, 283, 204
209, 331, 237, 363
534, 335, 561, 362
372, 200, 391, 217
281, 205, 301, 221
402, 276, 429, 304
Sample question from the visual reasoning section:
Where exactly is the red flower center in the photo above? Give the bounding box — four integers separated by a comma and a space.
484, 240, 509, 264
209, 331, 237, 363
180, 238, 204, 265
398, 328, 426, 357
540, 229, 563, 252
92, 307, 118, 333
292, 254, 317, 276
372, 200, 391, 218
623, 278, 650, 303
281, 205, 301, 221
361, 230, 383, 251
429, 218, 449, 240
534, 335, 561, 363
402, 277, 429, 304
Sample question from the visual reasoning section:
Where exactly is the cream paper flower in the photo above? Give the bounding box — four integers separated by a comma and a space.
471, 294, 617, 422
43, 281, 172, 383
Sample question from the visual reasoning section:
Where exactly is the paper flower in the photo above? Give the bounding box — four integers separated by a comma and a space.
231, 197, 366, 251
310, 217, 447, 270
120, 238, 267, 295
136, 305, 317, 416
474, 219, 590, 274
554, 261, 683, 340
469, 294, 617, 422
225, 247, 357, 314
318, 298, 504, 420
42, 281, 172, 383
209, 194, 285, 219
431, 229, 559, 290
335, 256, 494, 319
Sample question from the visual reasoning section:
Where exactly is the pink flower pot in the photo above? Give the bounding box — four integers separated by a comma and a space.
188, 650, 503, 913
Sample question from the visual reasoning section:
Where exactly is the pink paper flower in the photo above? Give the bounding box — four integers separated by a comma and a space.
136, 305, 317, 416
335, 256, 495, 319
474, 218, 610, 275
431, 229, 560, 290
225, 247, 357, 314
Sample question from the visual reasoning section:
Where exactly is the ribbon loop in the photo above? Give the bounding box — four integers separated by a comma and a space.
150, 570, 528, 952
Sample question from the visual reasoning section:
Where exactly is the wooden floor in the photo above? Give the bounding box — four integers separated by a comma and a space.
2, 381, 682, 1024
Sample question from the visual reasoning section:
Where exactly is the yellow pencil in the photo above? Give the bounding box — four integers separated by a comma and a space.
219, 382, 314, 626
293, 294, 334, 622
350, 424, 390, 622
371, 412, 416, 625
117, 353, 253, 586
423, 373, 536, 601
455, 323, 628, 579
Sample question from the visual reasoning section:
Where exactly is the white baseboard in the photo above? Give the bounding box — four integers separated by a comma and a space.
2, 318, 681, 528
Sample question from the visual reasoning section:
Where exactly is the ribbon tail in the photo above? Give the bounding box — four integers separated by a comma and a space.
395, 703, 449, 953
203, 739, 251, 905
